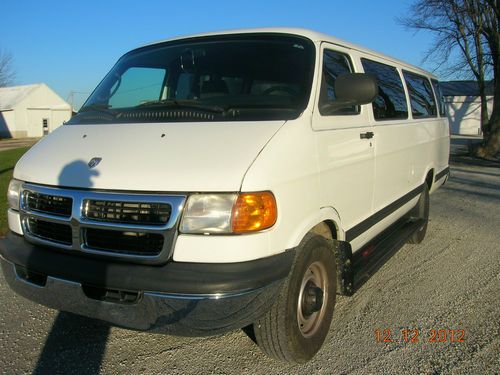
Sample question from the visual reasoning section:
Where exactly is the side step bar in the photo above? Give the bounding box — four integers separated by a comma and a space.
341, 217, 426, 296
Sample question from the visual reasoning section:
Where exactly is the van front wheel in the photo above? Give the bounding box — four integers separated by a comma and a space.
252, 233, 336, 363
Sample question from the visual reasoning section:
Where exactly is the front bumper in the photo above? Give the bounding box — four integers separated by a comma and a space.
0, 233, 294, 336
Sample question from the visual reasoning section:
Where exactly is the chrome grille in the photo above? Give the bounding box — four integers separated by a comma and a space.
19, 184, 185, 264
24, 191, 72, 217
83, 199, 171, 226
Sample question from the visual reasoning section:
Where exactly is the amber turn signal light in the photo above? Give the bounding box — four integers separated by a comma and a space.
231, 192, 277, 233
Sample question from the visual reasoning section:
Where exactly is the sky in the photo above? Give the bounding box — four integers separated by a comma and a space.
1, 0, 438, 110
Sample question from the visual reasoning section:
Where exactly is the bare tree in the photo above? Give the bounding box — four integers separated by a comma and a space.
0, 49, 15, 87
476, 0, 500, 159
400, 0, 500, 159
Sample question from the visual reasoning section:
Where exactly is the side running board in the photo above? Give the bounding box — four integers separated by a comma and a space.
340, 217, 426, 296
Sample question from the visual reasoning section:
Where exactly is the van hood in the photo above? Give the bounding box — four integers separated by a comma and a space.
14, 121, 285, 192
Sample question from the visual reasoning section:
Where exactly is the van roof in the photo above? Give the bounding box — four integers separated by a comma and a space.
141, 27, 437, 79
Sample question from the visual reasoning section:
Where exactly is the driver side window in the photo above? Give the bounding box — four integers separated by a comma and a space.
319, 50, 359, 116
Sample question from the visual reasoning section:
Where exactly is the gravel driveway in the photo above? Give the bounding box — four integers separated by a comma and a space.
0, 160, 499, 375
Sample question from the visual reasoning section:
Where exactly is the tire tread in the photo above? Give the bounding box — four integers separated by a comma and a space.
253, 233, 336, 363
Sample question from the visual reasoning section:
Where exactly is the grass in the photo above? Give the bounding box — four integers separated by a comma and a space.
0, 147, 30, 237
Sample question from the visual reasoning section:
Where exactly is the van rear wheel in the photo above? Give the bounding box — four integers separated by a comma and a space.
252, 233, 336, 363
408, 184, 429, 244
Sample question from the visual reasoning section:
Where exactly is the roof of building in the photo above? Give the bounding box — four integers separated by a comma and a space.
0, 83, 71, 111
441, 80, 494, 97
0, 84, 40, 111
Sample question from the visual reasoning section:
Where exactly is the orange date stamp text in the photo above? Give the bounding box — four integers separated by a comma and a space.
374, 328, 465, 343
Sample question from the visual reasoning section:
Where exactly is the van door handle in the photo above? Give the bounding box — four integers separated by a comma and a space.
360, 131, 374, 139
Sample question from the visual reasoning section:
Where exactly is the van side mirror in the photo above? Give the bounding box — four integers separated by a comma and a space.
320, 73, 378, 114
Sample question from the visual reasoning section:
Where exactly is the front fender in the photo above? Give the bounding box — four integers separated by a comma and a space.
284, 206, 344, 249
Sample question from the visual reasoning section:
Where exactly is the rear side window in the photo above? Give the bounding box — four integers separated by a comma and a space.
319, 49, 359, 115
361, 59, 408, 120
403, 71, 437, 118
431, 79, 446, 116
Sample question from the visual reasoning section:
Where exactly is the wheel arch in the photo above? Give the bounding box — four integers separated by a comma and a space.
288, 209, 354, 296
425, 168, 434, 190
285, 207, 345, 250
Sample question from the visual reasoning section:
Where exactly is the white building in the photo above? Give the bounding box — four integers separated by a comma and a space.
0, 83, 72, 138
441, 80, 493, 136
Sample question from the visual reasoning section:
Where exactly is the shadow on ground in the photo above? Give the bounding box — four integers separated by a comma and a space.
33, 312, 110, 375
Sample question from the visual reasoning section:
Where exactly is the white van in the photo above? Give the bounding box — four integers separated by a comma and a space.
1, 28, 449, 363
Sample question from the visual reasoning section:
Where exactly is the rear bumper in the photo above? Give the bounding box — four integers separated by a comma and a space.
0, 233, 293, 335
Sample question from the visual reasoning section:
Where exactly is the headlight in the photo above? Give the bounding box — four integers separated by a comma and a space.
180, 194, 236, 234
180, 191, 277, 234
7, 179, 23, 210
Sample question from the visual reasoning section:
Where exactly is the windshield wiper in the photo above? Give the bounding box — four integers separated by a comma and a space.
136, 99, 225, 113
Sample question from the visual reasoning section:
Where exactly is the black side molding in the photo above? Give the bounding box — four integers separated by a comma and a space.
434, 166, 450, 182
0, 233, 294, 295
345, 184, 424, 242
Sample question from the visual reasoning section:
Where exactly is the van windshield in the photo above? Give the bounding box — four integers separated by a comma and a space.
68, 34, 315, 124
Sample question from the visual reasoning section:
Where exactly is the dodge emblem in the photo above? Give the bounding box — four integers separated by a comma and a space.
88, 157, 102, 169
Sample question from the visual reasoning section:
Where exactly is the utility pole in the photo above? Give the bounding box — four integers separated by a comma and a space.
66, 90, 90, 112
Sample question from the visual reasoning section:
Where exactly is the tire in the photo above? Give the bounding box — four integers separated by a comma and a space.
252, 233, 337, 363
408, 184, 429, 244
